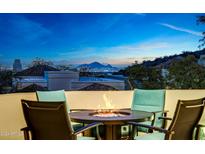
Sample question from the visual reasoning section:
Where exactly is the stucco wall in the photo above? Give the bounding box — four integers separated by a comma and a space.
165, 90, 205, 124
0, 90, 205, 139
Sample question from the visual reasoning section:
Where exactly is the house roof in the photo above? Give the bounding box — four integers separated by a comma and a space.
18, 84, 47, 92
80, 83, 117, 91
15, 65, 59, 76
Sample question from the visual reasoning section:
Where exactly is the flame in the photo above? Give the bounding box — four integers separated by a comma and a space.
103, 94, 114, 110
96, 94, 115, 115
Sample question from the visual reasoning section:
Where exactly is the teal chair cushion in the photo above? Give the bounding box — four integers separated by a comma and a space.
134, 132, 165, 140
36, 90, 70, 113
36, 90, 67, 102
131, 89, 165, 132
131, 89, 165, 109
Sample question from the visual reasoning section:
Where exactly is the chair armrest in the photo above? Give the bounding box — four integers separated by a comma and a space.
127, 121, 174, 135
158, 116, 172, 129
152, 110, 169, 114
151, 110, 169, 122
120, 108, 131, 110
20, 127, 30, 131
150, 111, 168, 127
20, 127, 31, 140
74, 122, 103, 135
158, 117, 172, 121
196, 124, 205, 128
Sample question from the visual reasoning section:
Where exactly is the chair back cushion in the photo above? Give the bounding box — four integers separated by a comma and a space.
36, 90, 70, 112
131, 89, 165, 128
21, 100, 74, 140
132, 89, 165, 109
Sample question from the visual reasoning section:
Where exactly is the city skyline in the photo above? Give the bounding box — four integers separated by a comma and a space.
0, 13, 204, 68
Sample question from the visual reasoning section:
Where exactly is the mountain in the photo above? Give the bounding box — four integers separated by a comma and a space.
141, 48, 205, 68
77, 62, 119, 72
87, 62, 105, 68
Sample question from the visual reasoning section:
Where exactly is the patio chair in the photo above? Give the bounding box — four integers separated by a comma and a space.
129, 89, 167, 136
36, 90, 83, 130
128, 98, 205, 140
20, 99, 103, 140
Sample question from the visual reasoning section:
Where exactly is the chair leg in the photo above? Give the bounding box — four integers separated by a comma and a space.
82, 123, 85, 136
130, 125, 138, 139
23, 130, 30, 140
96, 126, 102, 140
136, 126, 139, 136
162, 112, 168, 129
195, 127, 201, 140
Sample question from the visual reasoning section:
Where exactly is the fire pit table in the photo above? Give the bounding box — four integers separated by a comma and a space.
69, 109, 153, 140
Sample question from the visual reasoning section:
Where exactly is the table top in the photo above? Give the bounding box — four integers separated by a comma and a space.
69, 109, 153, 125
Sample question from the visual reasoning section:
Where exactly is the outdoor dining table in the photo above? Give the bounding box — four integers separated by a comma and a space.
69, 109, 154, 140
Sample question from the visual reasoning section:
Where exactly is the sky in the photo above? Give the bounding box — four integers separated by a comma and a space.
0, 13, 204, 68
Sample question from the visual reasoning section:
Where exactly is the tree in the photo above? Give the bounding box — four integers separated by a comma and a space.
124, 62, 165, 89
167, 55, 205, 89
142, 67, 165, 89
126, 63, 147, 80
29, 57, 53, 67
0, 70, 13, 93
197, 16, 205, 49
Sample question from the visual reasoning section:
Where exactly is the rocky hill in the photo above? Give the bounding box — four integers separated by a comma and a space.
141, 48, 205, 68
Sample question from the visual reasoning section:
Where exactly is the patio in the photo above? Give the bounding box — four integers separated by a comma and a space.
0, 90, 205, 140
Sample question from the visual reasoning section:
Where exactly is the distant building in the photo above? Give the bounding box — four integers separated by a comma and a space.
13, 64, 125, 91
161, 68, 169, 78
13, 59, 22, 72
45, 71, 79, 90
13, 65, 59, 91
71, 77, 124, 90
198, 55, 205, 67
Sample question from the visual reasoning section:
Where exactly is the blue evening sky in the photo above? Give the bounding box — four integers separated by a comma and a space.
0, 13, 204, 68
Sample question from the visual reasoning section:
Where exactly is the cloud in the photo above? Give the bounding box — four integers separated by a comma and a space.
104, 41, 170, 53
96, 14, 123, 31
159, 23, 203, 37
121, 42, 169, 51
53, 56, 156, 67
58, 47, 96, 57
0, 14, 51, 43
55, 40, 170, 66
96, 13, 145, 32
58, 41, 170, 58
101, 56, 156, 66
